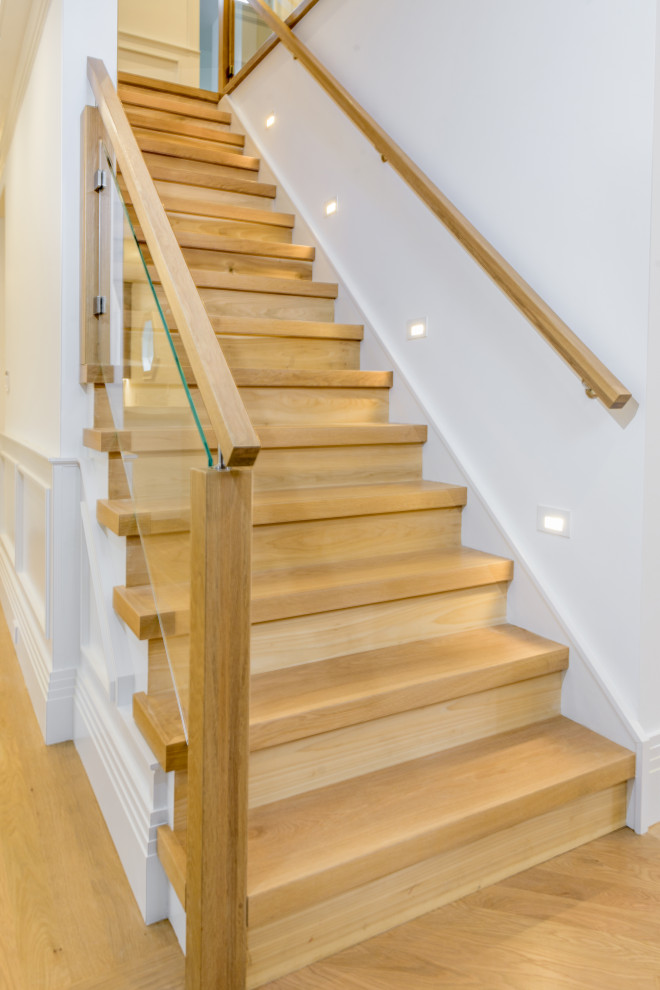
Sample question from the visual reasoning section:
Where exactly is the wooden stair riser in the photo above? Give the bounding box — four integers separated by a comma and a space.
125, 106, 243, 146
148, 637, 189, 698
253, 507, 463, 570
117, 71, 222, 102
165, 212, 294, 245
134, 130, 259, 173
125, 536, 149, 588
252, 584, 509, 673
135, 625, 568, 777
148, 287, 337, 327
147, 153, 260, 187
249, 673, 564, 808
132, 234, 314, 281
119, 506, 464, 587
173, 246, 314, 282
154, 178, 281, 213
118, 83, 231, 124
96, 482, 466, 537
253, 443, 422, 491
143, 153, 276, 201
124, 383, 392, 426
113, 578, 508, 656
245, 785, 628, 988
150, 667, 564, 806
92, 444, 424, 496
189, 334, 357, 371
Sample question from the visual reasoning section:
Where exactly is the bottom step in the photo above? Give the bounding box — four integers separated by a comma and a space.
247, 784, 627, 988
159, 717, 633, 987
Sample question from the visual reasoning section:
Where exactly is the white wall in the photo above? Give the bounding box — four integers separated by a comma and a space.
230, 0, 656, 744
3, 0, 63, 458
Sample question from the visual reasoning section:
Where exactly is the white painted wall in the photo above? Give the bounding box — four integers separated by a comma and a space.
230, 0, 657, 744
3, 0, 63, 458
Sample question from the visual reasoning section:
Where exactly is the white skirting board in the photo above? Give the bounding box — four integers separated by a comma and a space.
635, 735, 660, 833
0, 538, 76, 743
74, 658, 171, 924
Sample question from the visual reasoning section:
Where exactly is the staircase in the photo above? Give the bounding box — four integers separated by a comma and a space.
86, 73, 635, 988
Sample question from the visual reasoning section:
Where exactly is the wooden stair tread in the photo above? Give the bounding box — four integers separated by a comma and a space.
155, 186, 294, 226
146, 264, 337, 298
133, 691, 187, 772
134, 625, 568, 771
125, 105, 244, 146
84, 423, 427, 454
170, 315, 363, 340
233, 369, 391, 387
97, 480, 465, 536
113, 546, 514, 638
136, 224, 315, 261
160, 718, 633, 921
143, 153, 277, 198
118, 84, 231, 124
250, 546, 513, 622
246, 717, 634, 923
253, 480, 466, 522
118, 71, 221, 102
135, 129, 261, 171
249, 624, 569, 750
97, 497, 192, 536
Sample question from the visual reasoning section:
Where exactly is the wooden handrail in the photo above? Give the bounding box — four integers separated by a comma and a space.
243, 0, 632, 411
221, 0, 321, 95
87, 58, 261, 466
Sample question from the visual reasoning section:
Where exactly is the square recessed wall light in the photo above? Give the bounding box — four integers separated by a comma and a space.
537, 506, 571, 538
324, 197, 338, 217
265, 113, 276, 128
407, 318, 427, 340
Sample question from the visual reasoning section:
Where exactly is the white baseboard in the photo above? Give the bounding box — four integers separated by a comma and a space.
74, 658, 171, 923
634, 735, 660, 833
0, 537, 76, 744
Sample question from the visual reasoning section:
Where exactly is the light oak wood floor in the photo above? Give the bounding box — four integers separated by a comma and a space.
3, 606, 660, 989
0, 611, 183, 990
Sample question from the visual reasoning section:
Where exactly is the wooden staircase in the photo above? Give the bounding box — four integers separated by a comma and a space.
87, 74, 635, 988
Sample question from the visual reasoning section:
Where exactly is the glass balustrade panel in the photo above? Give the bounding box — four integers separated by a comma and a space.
103, 156, 213, 741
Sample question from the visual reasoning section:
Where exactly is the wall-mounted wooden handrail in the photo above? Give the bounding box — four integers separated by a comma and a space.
87, 58, 261, 466
243, 0, 632, 411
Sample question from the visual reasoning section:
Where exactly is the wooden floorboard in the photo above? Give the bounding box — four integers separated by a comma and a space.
0, 609, 183, 990
261, 823, 660, 989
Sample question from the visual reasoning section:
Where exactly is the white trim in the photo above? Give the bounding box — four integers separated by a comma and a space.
117, 29, 200, 59
74, 659, 170, 923
636, 734, 660, 832
0, 535, 76, 743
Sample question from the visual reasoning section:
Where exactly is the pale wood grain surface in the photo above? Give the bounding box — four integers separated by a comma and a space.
246, 716, 633, 926
0, 610, 182, 990
260, 822, 660, 989
88, 59, 260, 467
186, 468, 252, 988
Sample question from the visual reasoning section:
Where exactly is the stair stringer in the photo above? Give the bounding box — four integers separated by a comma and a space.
227, 94, 644, 830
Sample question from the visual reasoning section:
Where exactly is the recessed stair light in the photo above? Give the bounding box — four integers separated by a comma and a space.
324, 198, 338, 217
407, 318, 427, 340
265, 113, 276, 129
537, 506, 571, 538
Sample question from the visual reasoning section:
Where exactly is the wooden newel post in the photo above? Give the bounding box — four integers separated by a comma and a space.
186, 466, 252, 990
